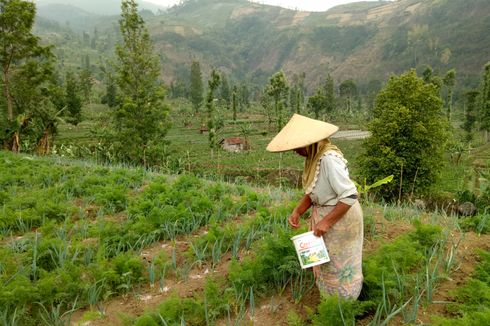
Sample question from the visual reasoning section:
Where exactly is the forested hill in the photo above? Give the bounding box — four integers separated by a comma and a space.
35, 0, 490, 90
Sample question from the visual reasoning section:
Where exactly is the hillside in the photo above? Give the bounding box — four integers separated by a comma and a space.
33, 0, 490, 90
35, 0, 166, 15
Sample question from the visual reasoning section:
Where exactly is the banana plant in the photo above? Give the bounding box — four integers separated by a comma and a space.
354, 175, 394, 201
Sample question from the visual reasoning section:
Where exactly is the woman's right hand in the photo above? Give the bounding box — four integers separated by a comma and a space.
288, 211, 300, 229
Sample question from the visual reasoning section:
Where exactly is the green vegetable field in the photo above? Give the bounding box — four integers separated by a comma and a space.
1, 151, 488, 325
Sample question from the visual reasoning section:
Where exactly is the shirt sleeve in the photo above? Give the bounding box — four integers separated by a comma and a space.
321, 153, 358, 205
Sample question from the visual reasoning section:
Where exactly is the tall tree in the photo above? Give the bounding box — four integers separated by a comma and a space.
189, 61, 203, 113
480, 62, 490, 142
109, 0, 170, 166
339, 79, 357, 114
64, 71, 82, 125
463, 90, 479, 143
360, 70, 448, 201
323, 73, 336, 114
307, 89, 326, 119
102, 73, 117, 108
232, 85, 237, 121
0, 0, 54, 152
220, 72, 230, 109
266, 71, 289, 132
206, 69, 220, 148
1, 0, 40, 121
443, 69, 456, 123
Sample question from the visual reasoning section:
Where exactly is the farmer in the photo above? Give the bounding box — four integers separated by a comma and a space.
266, 113, 363, 299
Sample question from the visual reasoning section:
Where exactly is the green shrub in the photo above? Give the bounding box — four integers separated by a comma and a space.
133, 314, 159, 326
155, 294, 205, 325
312, 295, 374, 326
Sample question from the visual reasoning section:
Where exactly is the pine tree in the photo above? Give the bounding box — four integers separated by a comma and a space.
65, 71, 82, 125
189, 61, 203, 113
109, 0, 170, 166
463, 90, 479, 143
480, 62, 490, 141
443, 69, 456, 123
220, 72, 230, 109
232, 85, 238, 121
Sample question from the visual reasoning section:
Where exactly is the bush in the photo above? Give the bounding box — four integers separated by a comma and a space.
312, 295, 374, 326
359, 70, 448, 201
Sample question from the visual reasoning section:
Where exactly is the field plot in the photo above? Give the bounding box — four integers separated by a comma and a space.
0, 151, 489, 326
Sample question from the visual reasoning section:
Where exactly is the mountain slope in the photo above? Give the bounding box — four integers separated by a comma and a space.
34, 0, 490, 90
35, 0, 166, 15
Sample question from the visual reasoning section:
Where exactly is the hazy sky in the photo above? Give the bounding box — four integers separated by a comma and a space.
144, 0, 378, 12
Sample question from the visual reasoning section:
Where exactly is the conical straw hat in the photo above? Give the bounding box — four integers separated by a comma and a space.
266, 114, 338, 152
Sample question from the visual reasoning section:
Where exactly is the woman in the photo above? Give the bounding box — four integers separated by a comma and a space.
266, 114, 363, 299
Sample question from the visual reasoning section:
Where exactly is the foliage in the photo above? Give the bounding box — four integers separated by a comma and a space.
359, 69, 449, 201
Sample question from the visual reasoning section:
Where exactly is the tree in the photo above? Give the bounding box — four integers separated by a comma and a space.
266, 71, 289, 132
307, 89, 326, 119
206, 69, 220, 149
339, 79, 357, 114
323, 73, 336, 114
1, 0, 39, 122
64, 71, 82, 125
79, 68, 92, 103
0, 0, 55, 152
359, 70, 449, 201
232, 85, 237, 121
290, 72, 306, 114
479, 62, 490, 141
108, 0, 170, 167
101, 73, 117, 108
443, 69, 456, 123
238, 83, 250, 112
220, 72, 230, 109
463, 90, 479, 143
189, 61, 203, 113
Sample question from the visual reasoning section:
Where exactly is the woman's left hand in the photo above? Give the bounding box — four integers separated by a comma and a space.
313, 219, 331, 237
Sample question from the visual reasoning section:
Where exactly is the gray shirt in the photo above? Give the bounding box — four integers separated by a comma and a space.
307, 152, 358, 206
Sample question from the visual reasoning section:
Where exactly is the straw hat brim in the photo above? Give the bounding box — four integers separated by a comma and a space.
266, 114, 339, 152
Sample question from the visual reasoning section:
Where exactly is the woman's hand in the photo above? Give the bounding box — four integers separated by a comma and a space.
288, 211, 300, 228
313, 218, 331, 237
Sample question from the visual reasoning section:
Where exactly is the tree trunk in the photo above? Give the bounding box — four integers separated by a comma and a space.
12, 132, 21, 152
36, 128, 52, 155
2, 67, 14, 121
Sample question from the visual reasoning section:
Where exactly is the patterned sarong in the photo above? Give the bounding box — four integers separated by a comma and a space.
310, 201, 363, 299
